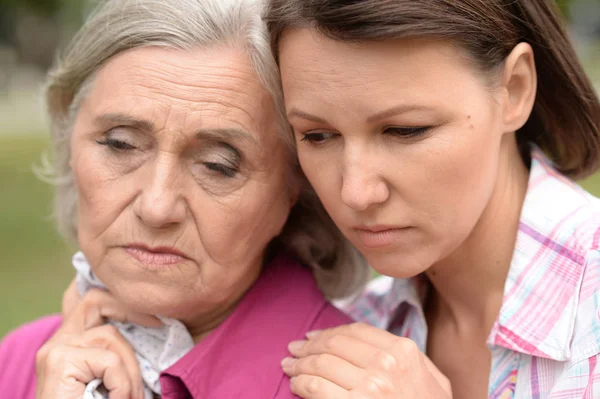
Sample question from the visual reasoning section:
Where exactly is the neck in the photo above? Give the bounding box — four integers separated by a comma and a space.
182, 261, 263, 344
184, 299, 242, 344
426, 136, 529, 335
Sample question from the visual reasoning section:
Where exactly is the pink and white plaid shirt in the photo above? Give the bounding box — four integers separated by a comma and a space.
342, 149, 600, 398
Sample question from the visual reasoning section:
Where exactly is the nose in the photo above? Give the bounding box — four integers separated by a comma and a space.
133, 156, 188, 228
340, 146, 390, 211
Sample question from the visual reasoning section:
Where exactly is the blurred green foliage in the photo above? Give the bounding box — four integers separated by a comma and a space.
557, 0, 575, 19
0, 0, 80, 15
0, 136, 73, 336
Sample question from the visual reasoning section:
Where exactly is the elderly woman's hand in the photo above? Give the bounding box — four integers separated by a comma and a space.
35, 286, 162, 399
281, 323, 452, 399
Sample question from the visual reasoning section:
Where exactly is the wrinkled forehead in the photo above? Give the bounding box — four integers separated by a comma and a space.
80, 45, 280, 145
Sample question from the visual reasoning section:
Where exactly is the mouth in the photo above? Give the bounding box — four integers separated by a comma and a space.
352, 225, 412, 248
123, 244, 190, 267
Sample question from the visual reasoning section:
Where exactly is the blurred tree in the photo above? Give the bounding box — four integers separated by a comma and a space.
556, 0, 575, 19
0, 0, 61, 16
0, 0, 87, 68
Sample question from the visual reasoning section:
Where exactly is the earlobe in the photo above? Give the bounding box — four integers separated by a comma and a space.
500, 42, 537, 133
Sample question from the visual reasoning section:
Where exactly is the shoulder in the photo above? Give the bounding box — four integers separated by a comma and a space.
0, 315, 62, 399
177, 254, 352, 399
254, 253, 353, 326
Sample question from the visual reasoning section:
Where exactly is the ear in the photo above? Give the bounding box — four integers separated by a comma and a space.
499, 42, 537, 133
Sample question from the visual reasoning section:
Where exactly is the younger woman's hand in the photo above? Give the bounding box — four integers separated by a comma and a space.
281, 323, 452, 399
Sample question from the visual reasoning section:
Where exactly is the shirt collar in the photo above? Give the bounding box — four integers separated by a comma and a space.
159, 254, 332, 398
487, 148, 589, 360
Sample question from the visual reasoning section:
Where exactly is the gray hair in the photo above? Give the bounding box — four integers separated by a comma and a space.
42, 0, 368, 299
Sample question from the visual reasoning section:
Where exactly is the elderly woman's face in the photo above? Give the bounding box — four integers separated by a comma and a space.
70, 46, 293, 326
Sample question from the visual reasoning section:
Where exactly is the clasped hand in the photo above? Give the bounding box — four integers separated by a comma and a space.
281, 323, 452, 399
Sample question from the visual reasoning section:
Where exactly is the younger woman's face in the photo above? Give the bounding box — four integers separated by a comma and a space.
279, 29, 511, 278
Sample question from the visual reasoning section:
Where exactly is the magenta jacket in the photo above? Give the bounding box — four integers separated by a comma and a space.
0, 254, 352, 398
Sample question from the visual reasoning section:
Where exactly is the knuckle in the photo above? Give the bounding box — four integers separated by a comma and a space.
105, 351, 123, 369
35, 344, 50, 366
363, 374, 394, 394
323, 334, 342, 352
306, 375, 323, 394
311, 354, 329, 374
43, 346, 66, 368
391, 337, 418, 356
372, 350, 397, 372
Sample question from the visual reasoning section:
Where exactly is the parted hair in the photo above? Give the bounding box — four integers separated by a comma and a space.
265, 0, 600, 179
43, 0, 368, 299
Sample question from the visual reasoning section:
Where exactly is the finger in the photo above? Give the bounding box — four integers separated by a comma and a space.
62, 277, 80, 319
62, 289, 163, 334
41, 345, 133, 399
76, 325, 144, 399
79, 348, 133, 399
288, 333, 398, 372
282, 353, 366, 390
302, 323, 422, 366
308, 323, 406, 352
290, 374, 351, 399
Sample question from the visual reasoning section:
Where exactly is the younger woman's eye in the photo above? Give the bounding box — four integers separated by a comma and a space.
95, 138, 136, 151
383, 126, 431, 138
203, 162, 238, 178
300, 132, 339, 145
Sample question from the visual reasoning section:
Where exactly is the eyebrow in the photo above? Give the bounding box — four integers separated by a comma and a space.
287, 104, 434, 125
366, 105, 434, 123
195, 128, 258, 147
95, 112, 155, 132
94, 113, 258, 146
287, 109, 328, 124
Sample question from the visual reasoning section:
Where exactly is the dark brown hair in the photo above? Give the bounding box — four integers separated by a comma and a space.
265, 0, 600, 179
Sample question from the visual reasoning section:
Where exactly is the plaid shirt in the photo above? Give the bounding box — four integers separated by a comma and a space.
342, 150, 600, 398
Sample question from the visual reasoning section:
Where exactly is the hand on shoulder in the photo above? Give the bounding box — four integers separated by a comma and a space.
281, 323, 452, 399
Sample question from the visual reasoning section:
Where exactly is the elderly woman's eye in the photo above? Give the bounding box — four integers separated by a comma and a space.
300, 132, 339, 145
95, 138, 136, 151
203, 162, 238, 178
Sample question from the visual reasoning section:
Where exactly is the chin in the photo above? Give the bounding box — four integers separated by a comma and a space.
366, 250, 432, 279
107, 280, 179, 315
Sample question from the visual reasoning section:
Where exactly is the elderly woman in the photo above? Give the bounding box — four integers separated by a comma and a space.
0, 0, 367, 398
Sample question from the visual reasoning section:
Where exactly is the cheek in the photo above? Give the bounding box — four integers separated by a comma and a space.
72, 141, 136, 247
418, 121, 502, 238
193, 171, 291, 264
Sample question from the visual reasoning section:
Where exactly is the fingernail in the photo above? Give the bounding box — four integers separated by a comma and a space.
306, 330, 322, 339
288, 340, 306, 354
281, 357, 296, 371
